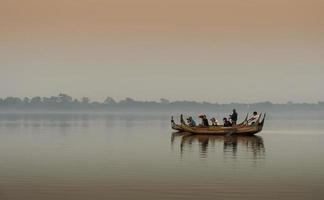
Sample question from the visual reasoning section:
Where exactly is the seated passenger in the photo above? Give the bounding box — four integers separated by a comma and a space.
248, 111, 259, 125
203, 115, 209, 127
199, 115, 209, 127
223, 117, 232, 127
210, 117, 219, 126
186, 116, 196, 127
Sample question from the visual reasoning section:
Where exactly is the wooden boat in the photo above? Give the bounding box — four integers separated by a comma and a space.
171, 113, 266, 135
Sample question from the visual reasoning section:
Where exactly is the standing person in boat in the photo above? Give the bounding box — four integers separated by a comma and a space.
248, 111, 259, 125
223, 117, 232, 127
229, 109, 238, 126
186, 116, 196, 127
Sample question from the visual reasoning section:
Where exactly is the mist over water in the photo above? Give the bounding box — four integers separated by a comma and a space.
0, 110, 323, 200
1, 1, 323, 199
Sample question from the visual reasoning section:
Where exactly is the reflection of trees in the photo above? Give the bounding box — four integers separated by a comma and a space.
172, 132, 265, 159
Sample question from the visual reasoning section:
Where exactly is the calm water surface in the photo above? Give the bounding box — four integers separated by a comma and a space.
0, 111, 323, 200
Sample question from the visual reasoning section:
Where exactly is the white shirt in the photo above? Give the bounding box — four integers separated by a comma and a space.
249, 114, 259, 124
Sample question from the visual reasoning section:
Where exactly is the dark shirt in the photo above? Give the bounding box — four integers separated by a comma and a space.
230, 112, 238, 122
224, 121, 232, 127
203, 118, 209, 127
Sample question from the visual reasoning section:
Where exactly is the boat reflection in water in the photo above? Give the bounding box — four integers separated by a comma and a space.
171, 132, 265, 159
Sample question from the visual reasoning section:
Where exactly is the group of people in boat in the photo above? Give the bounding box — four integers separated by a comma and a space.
186, 109, 260, 127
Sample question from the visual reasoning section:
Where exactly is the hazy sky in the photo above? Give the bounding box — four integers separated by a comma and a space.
1, 0, 323, 103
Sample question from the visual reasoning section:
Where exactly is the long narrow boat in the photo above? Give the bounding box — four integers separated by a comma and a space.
171, 113, 266, 135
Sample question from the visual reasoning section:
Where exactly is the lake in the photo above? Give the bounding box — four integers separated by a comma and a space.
0, 111, 323, 200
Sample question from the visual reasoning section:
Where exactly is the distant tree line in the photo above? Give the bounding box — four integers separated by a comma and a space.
0, 93, 323, 111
